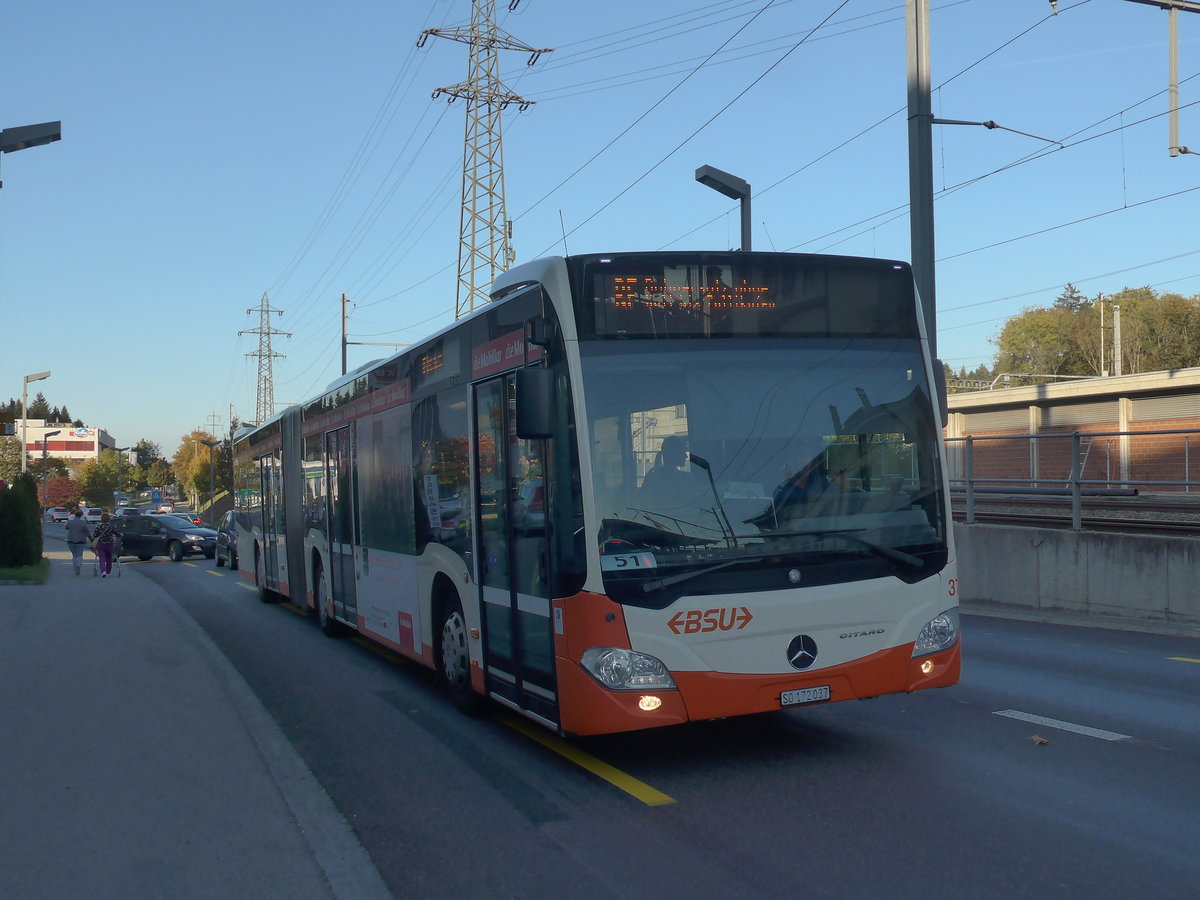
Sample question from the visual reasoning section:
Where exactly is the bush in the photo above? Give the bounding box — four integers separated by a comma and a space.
11, 472, 43, 559
0, 490, 37, 567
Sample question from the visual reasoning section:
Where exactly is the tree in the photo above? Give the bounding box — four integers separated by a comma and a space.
0, 436, 30, 484
1054, 283, 1088, 315
133, 439, 161, 470
147, 458, 174, 488
27, 392, 50, 420
75, 448, 136, 507
172, 431, 220, 504
46, 475, 84, 509
992, 305, 1086, 382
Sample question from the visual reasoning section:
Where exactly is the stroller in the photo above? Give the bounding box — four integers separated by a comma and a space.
92, 538, 122, 577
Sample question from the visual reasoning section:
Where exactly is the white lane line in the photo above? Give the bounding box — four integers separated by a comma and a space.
993, 709, 1133, 742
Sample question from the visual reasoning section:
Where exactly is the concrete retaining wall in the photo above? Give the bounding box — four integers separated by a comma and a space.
953, 523, 1200, 628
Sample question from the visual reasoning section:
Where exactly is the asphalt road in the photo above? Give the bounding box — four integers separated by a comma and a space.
127, 553, 1200, 899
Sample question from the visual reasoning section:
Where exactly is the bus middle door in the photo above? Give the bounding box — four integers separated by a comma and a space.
473, 375, 558, 727
260, 454, 281, 590
324, 425, 359, 626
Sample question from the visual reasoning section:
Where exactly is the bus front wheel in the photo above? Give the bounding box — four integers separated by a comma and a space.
316, 560, 340, 637
254, 548, 275, 604
439, 595, 482, 715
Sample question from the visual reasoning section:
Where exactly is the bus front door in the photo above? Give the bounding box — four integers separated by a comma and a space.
474, 376, 558, 726
325, 426, 359, 625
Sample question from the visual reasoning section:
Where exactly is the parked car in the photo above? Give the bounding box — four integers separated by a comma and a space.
112, 514, 217, 562
43, 507, 71, 523
112, 507, 141, 519
512, 479, 545, 534
174, 511, 206, 527
82, 507, 104, 525
214, 510, 239, 569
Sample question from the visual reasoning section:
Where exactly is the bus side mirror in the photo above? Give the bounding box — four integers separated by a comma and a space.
933, 360, 948, 428
516, 367, 554, 439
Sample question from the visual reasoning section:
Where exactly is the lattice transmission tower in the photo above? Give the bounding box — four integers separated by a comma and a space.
239, 292, 291, 426
418, 0, 552, 318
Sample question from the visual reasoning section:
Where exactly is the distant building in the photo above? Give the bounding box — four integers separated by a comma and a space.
945, 367, 1200, 491
20, 419, 126, 467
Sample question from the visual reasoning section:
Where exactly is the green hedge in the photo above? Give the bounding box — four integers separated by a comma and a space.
0, 473, 43, 567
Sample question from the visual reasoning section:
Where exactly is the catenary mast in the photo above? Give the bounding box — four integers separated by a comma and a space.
239, 292, 291, 426
418, 1, 552, 318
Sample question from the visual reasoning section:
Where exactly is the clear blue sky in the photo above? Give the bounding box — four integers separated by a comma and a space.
3, 0, 1197, 455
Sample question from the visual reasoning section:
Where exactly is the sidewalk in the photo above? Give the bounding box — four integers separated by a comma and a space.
0, 536, 391, 900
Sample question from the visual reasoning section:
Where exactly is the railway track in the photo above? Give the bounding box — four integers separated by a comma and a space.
951, 492, 1200, 535
956, 510, 1200, 536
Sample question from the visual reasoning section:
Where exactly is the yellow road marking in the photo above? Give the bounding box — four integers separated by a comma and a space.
1168, 657, 1200, 664
236, 582, 256, 592
206, 570, 225, 577
183, 562, 197, 568
499, 713, 676, 806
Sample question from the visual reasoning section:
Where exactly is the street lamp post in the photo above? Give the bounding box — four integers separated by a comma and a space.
40, 429, 61, 507
694, 165, 752, 251
20, 370, 51, 473
200, 440, 219, 515
0, 120, 62, 190
112, 446, 131, 508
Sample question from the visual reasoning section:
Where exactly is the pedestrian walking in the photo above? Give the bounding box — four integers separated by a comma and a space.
64, 509, 92, 576
91, 513, 118, 578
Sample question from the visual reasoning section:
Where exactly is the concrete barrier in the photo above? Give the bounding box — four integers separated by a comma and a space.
954, 523, 1200, 629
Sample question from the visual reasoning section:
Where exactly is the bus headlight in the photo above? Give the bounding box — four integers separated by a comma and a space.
581, 648, 677, 691
912, 608, 959, 657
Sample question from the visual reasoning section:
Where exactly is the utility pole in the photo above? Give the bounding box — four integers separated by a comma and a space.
341, 293, 353, 376
1124, 1, 1200, 156
1113, 305, 1124, 376
239, 292, 291, 426
418, 1, 552, 318
906, 0, 937, 358
1098, 293, 1107, 376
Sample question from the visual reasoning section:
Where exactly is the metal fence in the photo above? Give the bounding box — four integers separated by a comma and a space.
944, 428, 1200, 530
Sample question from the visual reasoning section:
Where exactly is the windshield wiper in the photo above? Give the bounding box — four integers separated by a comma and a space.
760, 528, 924, 570
640, 553, 779, 593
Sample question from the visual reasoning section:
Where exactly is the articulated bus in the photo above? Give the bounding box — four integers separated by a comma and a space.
233, 251, 961, 736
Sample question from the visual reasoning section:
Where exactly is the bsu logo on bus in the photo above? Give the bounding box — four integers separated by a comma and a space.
667, 606, 753, 635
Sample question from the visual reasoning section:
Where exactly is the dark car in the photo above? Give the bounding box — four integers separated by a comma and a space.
113, 514, 217, 562
214, 509, 239, 569
170, 510, 206, 527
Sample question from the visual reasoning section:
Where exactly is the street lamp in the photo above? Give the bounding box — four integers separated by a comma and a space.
20, 370, 51, 473
200, 439, 219, 515
0, 120, 62, 190
113, 446, 130, 508
40, 429, 61, 507
694, 165, 752, 251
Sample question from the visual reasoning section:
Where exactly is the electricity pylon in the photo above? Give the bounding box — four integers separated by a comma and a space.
239, 292, 291, 426
418, 1, 552, 318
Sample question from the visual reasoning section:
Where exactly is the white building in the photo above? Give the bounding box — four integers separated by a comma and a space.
20, 419, 124, 466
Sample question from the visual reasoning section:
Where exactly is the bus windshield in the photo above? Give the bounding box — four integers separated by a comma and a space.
580, 338, 947, 606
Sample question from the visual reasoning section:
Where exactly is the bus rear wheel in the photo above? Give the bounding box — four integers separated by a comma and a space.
439, 595, 481, 715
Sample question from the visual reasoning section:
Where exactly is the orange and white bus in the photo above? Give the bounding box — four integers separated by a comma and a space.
233, 251, 960, 736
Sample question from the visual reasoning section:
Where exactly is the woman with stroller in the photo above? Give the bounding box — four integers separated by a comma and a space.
91, 512, 119, 577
